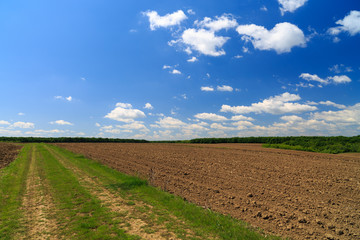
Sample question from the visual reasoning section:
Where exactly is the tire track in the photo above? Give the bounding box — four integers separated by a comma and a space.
44, 145, 186, 240
21, 145, 59, 239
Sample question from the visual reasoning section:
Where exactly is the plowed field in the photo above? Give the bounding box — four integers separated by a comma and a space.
0, 142, 22, 169
55, 143, 360, 240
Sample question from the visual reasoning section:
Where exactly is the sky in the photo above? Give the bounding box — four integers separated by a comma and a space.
0, 0, 359, 140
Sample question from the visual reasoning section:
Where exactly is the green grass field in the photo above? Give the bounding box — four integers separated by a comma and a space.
0, 143, 281, 240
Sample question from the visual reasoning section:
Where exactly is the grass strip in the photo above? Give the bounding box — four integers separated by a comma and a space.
35, 144, 140, 240
0, 144, 29, 239
49, 144, 281, 240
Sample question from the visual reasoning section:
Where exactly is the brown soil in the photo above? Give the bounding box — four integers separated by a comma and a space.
55, 143, 360, 240
0, 142, 22, 169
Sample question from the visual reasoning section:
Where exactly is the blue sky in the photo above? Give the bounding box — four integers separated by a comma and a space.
0, 0, 359, 140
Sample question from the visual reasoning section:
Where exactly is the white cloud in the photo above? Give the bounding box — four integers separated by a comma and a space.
260, 6, 268, 12
155, 117, 186, 129
144, 103, 154, 110
278, 0, 308, 15
329, 64, 353, 73
12, 121, 35, 129
201, 86, 214, 92
217, 85, 233, 92
234, 55, 243, 59
66, 96, 72, 101
187, 56, 198, 62
299, 73, 328, 84
0, 120, 10, 125
236, 22, 306, 54
95, 123, 101, 127
328, 75, 351, 84
54, 96, 63, 100
181, 28, 230, 56
230, 115, 254, 121
280, 115, 303, 122
220, 92, 317, 115
18, 112, 25, 116
210, 123, 235, 131
299, 73, 351, 85
312, 103, 360, 124
232, 120, 254, 130
144, 10, 187, 30
319, 101, 346, 109
117, 121, 149, 131
116, 103, 132, 108
328, 10, 360, 36
105, 103, 146, 122
187, 9, 195, 15
196, 14, 238, 32
171, 69, 181, 74
163, 65, 171, 69
50, 120, 73, 126
194, 113, 228, 122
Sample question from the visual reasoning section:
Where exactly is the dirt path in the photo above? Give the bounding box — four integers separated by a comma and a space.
55, 143, 360, 240
45, 145, 181, 240
21, 146, 58, 239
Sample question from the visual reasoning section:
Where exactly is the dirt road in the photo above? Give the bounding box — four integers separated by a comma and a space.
56, 143, 360, 240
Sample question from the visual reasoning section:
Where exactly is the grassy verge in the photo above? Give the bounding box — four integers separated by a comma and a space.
0, 144, 29, 239
49, 144, 281, 240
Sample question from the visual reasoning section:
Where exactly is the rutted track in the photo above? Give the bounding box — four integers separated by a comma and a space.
55, 143, 360, 240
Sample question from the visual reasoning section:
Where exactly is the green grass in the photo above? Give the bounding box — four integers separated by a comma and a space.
35, 144, 139, 240
0, 144, 29, 239
49, 144, 281, 240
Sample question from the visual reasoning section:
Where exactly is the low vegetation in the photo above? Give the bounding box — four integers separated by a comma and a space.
1, 135, 359, 154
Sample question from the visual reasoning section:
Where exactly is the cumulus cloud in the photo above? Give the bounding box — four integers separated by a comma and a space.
66, 96, 72, 101
299, 73, 328, 84
280, 115, 303, 122
144, 10, 187, 30
195, 14, 238, 32
194, 113, 228, 122
217, 85, 233, 92
50, 120, 73, 125
117, 121, 149, 132
210, 123, 235, 131
171, 69, 182, 74
220, 92, 317, 115
312, 103, 360, 124
232, 120, 254, 130
144, 103, 154, 110
319, 101, 346, 109
155, 117, 186, 129
0, 120, 10, 125
181, 28, 230, 56
201, 86, 214, 92
230, 115, 254, 121
105, 103, 146, 122
278, 0, 308, 15
12, 121, 35, 129
187, 56, 198, 62
299, 73, 352, 85
328, 10, 360, 36
328, 75, 351, 84
236, 22, 306, 54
